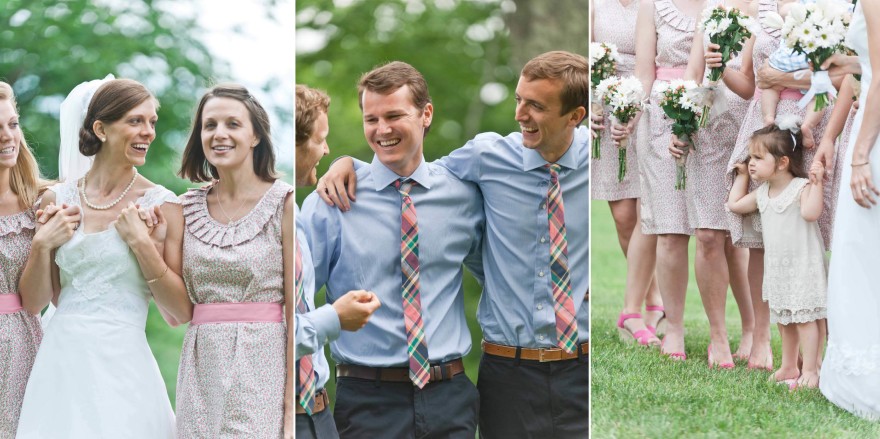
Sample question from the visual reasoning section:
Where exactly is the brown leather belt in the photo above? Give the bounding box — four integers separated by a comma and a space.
482, 340, 589, 362
295, 389, 329, 415
336, 358, 465, 384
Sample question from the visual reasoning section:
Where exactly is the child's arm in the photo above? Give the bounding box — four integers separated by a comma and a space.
727, 162, 758, 214
802, 162, 825, 222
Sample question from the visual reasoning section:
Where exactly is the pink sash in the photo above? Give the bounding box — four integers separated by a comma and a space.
191, 302, 283, 325
655, 67, 687, 81
0, 294, 23, 314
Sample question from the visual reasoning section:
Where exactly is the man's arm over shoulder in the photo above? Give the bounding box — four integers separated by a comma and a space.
435, 132, 509, 182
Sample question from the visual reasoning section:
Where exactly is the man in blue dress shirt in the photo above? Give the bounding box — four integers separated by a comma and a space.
317, 51, 589, 438
293, 84, 381, 439
300, 63, 485, 438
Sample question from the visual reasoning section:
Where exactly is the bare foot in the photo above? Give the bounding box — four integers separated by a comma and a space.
793, 371, 819, 390
708, 340, 734, 367
770, 366, 800, 383
747, 343, 773, 371
801, 123, 815, 148
734, 331, 753, 361
661, 330, 686, 360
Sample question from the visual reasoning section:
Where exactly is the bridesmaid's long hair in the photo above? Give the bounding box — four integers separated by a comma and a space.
0, 81, 45, 209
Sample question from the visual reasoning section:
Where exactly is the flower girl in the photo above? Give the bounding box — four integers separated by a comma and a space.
727, 116, 827, 389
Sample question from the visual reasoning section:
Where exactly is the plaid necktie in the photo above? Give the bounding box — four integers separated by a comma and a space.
295, 235, 316, 415
395, 179, 430, 388
546, 164, 578, 353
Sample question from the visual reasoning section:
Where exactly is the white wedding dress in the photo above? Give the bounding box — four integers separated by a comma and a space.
16, 181, 178, 438
820, 3, 880, 421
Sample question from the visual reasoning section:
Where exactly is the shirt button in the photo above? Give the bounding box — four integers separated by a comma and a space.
541, 203, 546, 210
537, 304, 543, 310
540, 236, 546, 243
539, 271, 545, 277
538, 335, 545, 340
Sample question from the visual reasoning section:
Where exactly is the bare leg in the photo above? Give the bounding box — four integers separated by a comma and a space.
794, 321, 820, 389
748, 248, 773, 370
614, 200, 659, 345
656, 234, 690, 357
695, 229, 734, 366
816, 318, 827, 371
725, 239, 753, 360
609, 199, 638, 255
774, 323, 800, 382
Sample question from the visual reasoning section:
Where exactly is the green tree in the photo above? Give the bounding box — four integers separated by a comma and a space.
2, 0, 224, 193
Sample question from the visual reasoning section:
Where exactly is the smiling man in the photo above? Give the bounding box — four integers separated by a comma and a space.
299, 62, 485, 438
317, 51, 590, 439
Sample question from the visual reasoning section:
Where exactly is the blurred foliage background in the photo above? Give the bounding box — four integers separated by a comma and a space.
295, 0, 587, 407
2, 0, 292, 406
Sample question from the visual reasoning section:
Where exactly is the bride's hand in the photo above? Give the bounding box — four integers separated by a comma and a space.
144, 205, 167, 255
851, 164, 879, 209
114, 202, 153, 247
33, 203, 81, 250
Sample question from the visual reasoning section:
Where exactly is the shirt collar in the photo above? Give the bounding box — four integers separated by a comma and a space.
370, 155, 433, 191
522, 126, 586, 172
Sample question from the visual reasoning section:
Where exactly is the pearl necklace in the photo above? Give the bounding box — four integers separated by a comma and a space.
80, 168, 139, 210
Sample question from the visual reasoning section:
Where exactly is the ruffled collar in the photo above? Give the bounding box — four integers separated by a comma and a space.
182, 179, 293, 247
655, 0, 697, 32
0, 208, 35, 237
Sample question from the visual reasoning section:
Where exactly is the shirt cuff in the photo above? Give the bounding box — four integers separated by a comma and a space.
312, 303, 342, 343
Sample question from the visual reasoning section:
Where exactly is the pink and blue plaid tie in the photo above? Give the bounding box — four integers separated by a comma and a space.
295, 236, 316, 415
547, 164, 578, 353
395, 180, 431, 388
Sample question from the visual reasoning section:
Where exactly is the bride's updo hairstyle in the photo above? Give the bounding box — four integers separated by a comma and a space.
178, 83, 277, 183
80, 79, 157, 156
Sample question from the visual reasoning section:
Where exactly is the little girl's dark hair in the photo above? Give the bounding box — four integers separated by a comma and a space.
750, 124, 807, 178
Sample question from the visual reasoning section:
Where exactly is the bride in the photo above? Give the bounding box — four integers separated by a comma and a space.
16, 77, 192, 437
818, 1, 880, 421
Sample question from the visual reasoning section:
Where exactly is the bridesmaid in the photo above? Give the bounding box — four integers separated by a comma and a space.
0, 82, 46, 437
175, 84, 294, 438
591, 0, 666, 347
631, 0, 704, 360
669, 0, 757, 366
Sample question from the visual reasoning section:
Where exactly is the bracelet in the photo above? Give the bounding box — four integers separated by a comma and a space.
147, 265, 169, 284
852, 161, 870, 167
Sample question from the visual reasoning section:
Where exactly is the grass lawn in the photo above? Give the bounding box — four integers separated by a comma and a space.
590, 200, 880, 438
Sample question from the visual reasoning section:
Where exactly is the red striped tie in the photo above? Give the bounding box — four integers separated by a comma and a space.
547, 164, 578, 353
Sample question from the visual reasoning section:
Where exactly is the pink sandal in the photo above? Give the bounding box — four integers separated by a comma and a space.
617, 313, 660, 347
645, 305, 667, 336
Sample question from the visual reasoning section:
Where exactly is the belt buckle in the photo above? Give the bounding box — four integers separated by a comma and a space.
538, 348, 550, 363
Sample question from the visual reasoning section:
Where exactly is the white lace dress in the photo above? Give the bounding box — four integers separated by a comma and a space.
821, 3, 880, 421
15, 181, 178, 438
756, 178, 827, 325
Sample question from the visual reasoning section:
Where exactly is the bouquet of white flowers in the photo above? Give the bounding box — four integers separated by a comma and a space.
595, 76, 644, 182
658, 80, 704, 190
779, 0, 852, 111
699, 6, 757, 125
590, 42, 620, 158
